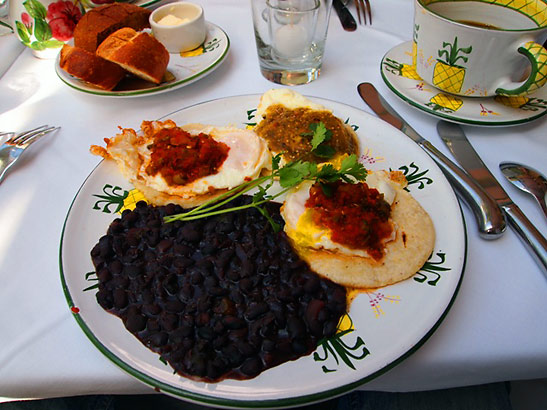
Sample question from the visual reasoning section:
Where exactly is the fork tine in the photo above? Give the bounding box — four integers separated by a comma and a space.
17, 126, 59, 145
8, 125, 51, 144
353, 0, 363, 25
364, 0, 372, 24
354, 0, 370, 25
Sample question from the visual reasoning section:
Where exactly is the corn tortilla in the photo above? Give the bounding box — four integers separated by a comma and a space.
289, 188, 435, 289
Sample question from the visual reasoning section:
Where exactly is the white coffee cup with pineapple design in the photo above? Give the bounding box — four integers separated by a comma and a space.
413, 0, 547, 97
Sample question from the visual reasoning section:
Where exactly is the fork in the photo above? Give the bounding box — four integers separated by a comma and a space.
354, 0, 372, 25
0, 125, 59, 183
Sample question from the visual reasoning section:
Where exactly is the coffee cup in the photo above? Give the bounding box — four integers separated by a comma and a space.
8, 0, 86, 58
412, 0, 547, 97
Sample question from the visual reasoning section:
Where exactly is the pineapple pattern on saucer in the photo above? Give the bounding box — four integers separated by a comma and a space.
426, 93, 463, 113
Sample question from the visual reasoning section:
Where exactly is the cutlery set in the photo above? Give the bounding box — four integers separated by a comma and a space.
0, 125, 59, 184
333, 0, 371, 31
358, 83, 547, 276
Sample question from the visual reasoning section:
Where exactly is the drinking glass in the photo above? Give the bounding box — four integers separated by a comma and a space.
251, 0, 333, 85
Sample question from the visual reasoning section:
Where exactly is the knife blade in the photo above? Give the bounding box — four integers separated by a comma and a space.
438, 120, 547, 276
333, 0, 357, 31
357, 82, 506, 239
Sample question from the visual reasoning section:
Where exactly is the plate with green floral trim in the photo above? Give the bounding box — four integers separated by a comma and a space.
381, 41, 547, 126
60, 94, 466, 408
54, 22, 229, 97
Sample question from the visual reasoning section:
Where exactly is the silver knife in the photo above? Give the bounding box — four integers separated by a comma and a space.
438, 120, 547, 276
357, 82, 506, 239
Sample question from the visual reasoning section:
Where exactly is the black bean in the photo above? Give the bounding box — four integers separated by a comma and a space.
240, 357, 262, 376
160, 312, 178, 331
142, 303, 161, 317
287, 316, 306, 339
113, 288, 128, 309
108, 260, 123, 275
222, 315, 245, 330
96, 289, 113, 310
245, 302, 269, 321
180, 224, 200, 243
197, 326, 214, 340
97, 268, 111, 282
165, 299, 185, 313
125, 311, 147, 333
157, 239, 173, 253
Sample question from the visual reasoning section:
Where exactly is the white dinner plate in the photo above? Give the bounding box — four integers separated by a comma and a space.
381, 41, 547, 126
55, 22, 229, 97
60, 95, 467, 408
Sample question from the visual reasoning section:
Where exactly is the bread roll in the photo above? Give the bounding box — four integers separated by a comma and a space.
59, 44, 126, 91
74, 3, 151, 52
96, 27, 169, 84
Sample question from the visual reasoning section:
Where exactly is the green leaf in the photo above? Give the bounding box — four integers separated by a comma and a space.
271, 152, 282, 171
15, 21, 31, 44
320, 182, 334, 197
24, 0, 47, 20
42, 39, 64, 48
309, 122, 331, 150
313, 144, 336, 159
340, 154, 368, 180
278, 161, 315, 188
33, 19, 51, 42
30, 41, 46, 50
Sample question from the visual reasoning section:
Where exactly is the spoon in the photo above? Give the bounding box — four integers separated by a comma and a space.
500, 161, 547, 219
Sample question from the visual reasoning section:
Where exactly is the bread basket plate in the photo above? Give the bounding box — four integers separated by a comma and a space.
54, 22, 229, 97
60, 94, 466, 408
136, 0, 162, 7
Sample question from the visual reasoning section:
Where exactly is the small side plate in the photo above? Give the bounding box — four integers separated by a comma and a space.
55, 22, 229, 98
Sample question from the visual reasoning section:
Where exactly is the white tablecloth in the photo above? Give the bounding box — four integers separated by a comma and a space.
0, 0, 546, 401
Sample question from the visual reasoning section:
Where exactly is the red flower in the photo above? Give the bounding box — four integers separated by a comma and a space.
46, 1, 82, 41
21, 12, 32, 29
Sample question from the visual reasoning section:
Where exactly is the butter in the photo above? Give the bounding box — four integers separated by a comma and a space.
157, 14, 190, 26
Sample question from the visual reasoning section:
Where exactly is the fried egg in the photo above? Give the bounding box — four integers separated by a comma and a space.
256, 88, 329, 122
91, 120, 271, 206
281, 170, 402, 259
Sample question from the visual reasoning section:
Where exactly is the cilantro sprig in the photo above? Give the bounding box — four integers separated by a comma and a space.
163, 123, 367, 231
301, 122, 335, 158
163, 154, 367, 231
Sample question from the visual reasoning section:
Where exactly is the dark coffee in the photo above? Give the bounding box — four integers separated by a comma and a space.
457, 19, 499, 29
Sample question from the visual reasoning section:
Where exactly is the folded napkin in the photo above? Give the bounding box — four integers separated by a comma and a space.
0, 30, 25, 79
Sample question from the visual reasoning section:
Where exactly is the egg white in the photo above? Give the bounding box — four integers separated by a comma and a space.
255, 88, 330, 123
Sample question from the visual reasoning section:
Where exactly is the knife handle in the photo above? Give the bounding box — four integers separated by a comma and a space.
503, 204, 547, 278
420, 140, 507, 240
333, 0, 357, 31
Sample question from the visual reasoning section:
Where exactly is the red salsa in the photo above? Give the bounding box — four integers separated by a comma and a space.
305, 181, 393, 260
145, 127, 229, 186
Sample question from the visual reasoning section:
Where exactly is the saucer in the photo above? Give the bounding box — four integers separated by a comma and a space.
380, 41, 547, 126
